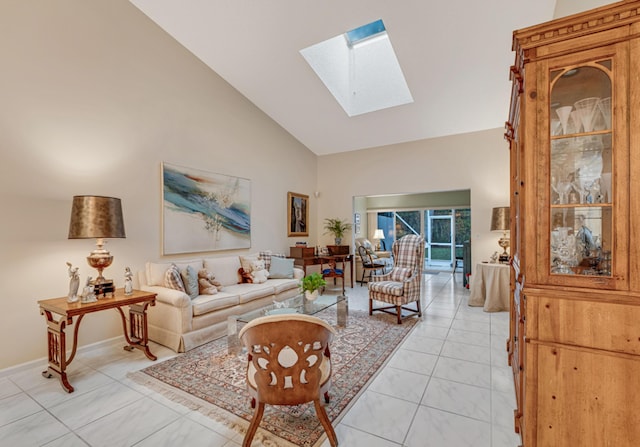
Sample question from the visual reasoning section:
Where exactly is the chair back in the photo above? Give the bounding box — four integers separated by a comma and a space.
239, 314, 335, 406
391, 234, 425, 275
358, 245, 375, 267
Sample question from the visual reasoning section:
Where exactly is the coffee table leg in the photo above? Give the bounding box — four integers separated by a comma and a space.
337, 297, 349, 327
227, 316, 241, 355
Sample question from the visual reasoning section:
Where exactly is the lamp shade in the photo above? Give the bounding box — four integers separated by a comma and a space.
490, 207, 510, 232
68, 196, 126, 239
373, 229, 385, 240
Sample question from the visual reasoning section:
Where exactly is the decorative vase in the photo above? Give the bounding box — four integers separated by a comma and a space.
334, 237, 342, 245
305, 290, 319, 301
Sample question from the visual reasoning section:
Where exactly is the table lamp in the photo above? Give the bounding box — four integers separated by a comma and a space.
68, 196, 126, 291
490, 207, 510, 263
373, 229, 385, 250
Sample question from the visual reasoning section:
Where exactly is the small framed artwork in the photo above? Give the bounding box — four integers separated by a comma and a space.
287, 192, 309, 237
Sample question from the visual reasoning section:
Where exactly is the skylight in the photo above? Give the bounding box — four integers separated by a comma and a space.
300, 19, 413, 117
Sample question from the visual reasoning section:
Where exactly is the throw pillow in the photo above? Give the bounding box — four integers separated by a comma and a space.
180, 265, 199, 299
269, 256, 295, 279
258, 250, 272, 270
239, 255, 259, 273
390, 267, 412, 282
165, 263, 186, 292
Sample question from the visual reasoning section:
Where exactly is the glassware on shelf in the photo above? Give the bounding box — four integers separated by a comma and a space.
555, 180, 573, 205
551, 226, 576, 274
600, 173, 612, 203
551, 118, 562, 136
574, 97, 601, 133
556, 106, 573, 135
570, 110, 582, 134
597, 96, 611, 130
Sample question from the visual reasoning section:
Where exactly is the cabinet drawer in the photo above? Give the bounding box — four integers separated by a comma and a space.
529, 294, 640, 355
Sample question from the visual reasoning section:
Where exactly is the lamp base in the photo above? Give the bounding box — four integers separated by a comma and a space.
498, 236, 510, 264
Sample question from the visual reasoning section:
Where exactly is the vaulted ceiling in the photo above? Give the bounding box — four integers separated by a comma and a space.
130, 1, 557, 155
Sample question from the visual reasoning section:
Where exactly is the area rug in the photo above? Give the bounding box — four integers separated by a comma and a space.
128, 309, 416, 447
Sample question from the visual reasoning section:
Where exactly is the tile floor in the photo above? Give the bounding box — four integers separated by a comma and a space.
0, 271, 520, 446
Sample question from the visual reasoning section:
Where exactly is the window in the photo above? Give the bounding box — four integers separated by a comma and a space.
300, 19, 413, 117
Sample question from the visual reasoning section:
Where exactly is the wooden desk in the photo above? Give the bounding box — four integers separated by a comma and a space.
38, 289, 157, 393
290, 254, 354, 288
468, 263, 510, 312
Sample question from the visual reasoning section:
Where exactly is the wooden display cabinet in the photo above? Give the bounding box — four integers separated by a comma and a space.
506, 2, 640, 445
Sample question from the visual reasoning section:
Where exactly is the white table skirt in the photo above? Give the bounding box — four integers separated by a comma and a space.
468, 262, 510, 312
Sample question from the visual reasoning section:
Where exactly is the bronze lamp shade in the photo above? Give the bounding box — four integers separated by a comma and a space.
68, 196, 126, 284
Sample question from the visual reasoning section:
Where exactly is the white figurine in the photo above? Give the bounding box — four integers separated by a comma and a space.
124, 267, 134, 295
66, 262, 80, 303
81, 276, 97, 303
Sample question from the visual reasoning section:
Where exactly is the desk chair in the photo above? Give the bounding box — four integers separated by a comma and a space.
357, 245, 386, 286
320, 255, 346, 295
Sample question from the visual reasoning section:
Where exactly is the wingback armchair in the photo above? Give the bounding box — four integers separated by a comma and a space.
368, 234, 424, 324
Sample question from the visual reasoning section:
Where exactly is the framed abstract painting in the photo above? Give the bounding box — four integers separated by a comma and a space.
287, 192, 309, 237
162, 162, 251, 254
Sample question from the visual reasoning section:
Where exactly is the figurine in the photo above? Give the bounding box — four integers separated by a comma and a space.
124, 267, 134, 295
66, 262, 80, 303
490, 252, 499, 264
81, 276, 97, 303
575, 214, 597, 258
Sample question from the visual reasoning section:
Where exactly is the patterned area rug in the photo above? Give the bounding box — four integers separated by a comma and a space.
129, 309, 416, 446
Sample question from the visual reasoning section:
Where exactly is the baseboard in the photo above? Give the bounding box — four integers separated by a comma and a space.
0, 336, 125, 379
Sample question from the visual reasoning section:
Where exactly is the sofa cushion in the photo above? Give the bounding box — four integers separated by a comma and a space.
180, 265, 199, 299
165, 264, 186, 292
146, 260, 203, 287
268, 278, 300, 295
269, 256, 295, 279
191, 292, 240, 316
204, 256, 242, 287
222, 283, 275, 304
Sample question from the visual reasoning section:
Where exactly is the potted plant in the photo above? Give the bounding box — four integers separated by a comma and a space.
323, 218, 353, 245
300, 272, 326, 301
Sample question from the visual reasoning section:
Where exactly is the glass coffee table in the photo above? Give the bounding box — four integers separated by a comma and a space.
227, 293, 348, 354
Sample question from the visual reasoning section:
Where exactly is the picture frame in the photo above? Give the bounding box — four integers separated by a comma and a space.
287, 192, 309, 237
162, 162, 251, 254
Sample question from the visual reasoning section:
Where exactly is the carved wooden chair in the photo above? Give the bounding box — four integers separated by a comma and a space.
238, 314, 338, 447
357, 245, 386, 286
368, 234, 424, 324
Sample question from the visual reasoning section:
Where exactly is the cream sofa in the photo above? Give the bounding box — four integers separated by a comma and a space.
138, 253, 303, 352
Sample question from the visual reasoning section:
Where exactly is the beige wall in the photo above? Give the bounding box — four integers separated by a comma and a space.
0, 0, 317, 370
315, 128, 511, 269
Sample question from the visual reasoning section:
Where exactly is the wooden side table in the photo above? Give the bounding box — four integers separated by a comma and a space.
38, 289, 157, 393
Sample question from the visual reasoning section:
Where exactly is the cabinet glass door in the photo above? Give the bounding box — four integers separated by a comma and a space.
549, 61, 612, 276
